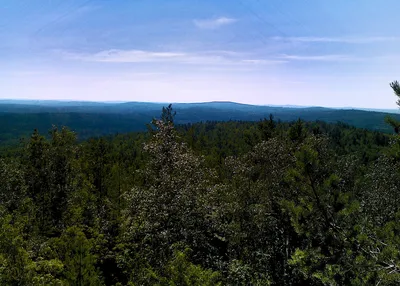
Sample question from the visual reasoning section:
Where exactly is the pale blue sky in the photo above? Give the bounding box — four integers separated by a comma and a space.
1, 0, 400, 108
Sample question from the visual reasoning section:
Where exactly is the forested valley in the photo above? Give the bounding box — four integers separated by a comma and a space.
2, 99, 400, 285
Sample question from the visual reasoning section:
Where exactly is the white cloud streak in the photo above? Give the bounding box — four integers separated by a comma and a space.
64, 49, 364, 65
67, 49, 186, 63
272, 36, 400, 44
278, 54, 357, 62
193, 17, 237, 29
64, 49, 286, 65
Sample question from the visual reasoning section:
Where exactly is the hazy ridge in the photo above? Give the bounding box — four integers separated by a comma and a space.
0, 100, 397, 145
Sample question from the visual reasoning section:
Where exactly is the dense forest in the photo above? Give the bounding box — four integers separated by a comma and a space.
2, 99, 400, 285
1, 101, 399, 146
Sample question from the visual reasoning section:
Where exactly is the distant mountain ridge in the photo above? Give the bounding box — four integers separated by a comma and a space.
0, 99, 398, 114
0, 100, 398, 145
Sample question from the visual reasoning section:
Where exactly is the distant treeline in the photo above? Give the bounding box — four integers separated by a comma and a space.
0, 101, 398, 146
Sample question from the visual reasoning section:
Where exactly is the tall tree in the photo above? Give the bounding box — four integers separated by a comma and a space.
386, 80, 400, 133
119, 105, 217, 282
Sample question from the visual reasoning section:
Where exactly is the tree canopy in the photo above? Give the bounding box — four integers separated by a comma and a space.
0, 102, 400, 285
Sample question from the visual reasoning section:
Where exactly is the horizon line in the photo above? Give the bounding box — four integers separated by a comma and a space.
0, 98, 399, 111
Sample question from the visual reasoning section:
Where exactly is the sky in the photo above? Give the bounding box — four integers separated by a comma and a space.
1, 0, 400, 108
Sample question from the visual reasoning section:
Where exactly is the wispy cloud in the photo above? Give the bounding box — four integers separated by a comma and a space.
64, 49, 360, 64
272, 36, 400, 44
278, 54, 357, 62
66, 49, 186, 63
193, 17, 237, 29
241, 59, 286, 65
63, 49, 285, 66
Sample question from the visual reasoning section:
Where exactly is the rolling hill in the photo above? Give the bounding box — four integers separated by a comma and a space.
0, 100, 398, 145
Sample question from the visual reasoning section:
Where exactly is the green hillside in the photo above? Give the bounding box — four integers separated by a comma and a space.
0, 101, 398, 145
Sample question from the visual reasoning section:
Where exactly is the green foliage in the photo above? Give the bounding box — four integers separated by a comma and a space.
386, 80, 400, 134
258, 114, 276, 141
1, 104, 400, 285
161, 104, 176, 125
119, 115, 217, 282
1, 101, 399, 146
0, 210, 36, 285
289, 118, 307, 142
0, 159, 27, 212
149, 248, 222, 286
390, 80, 400, 107
49, 226, 104, 285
